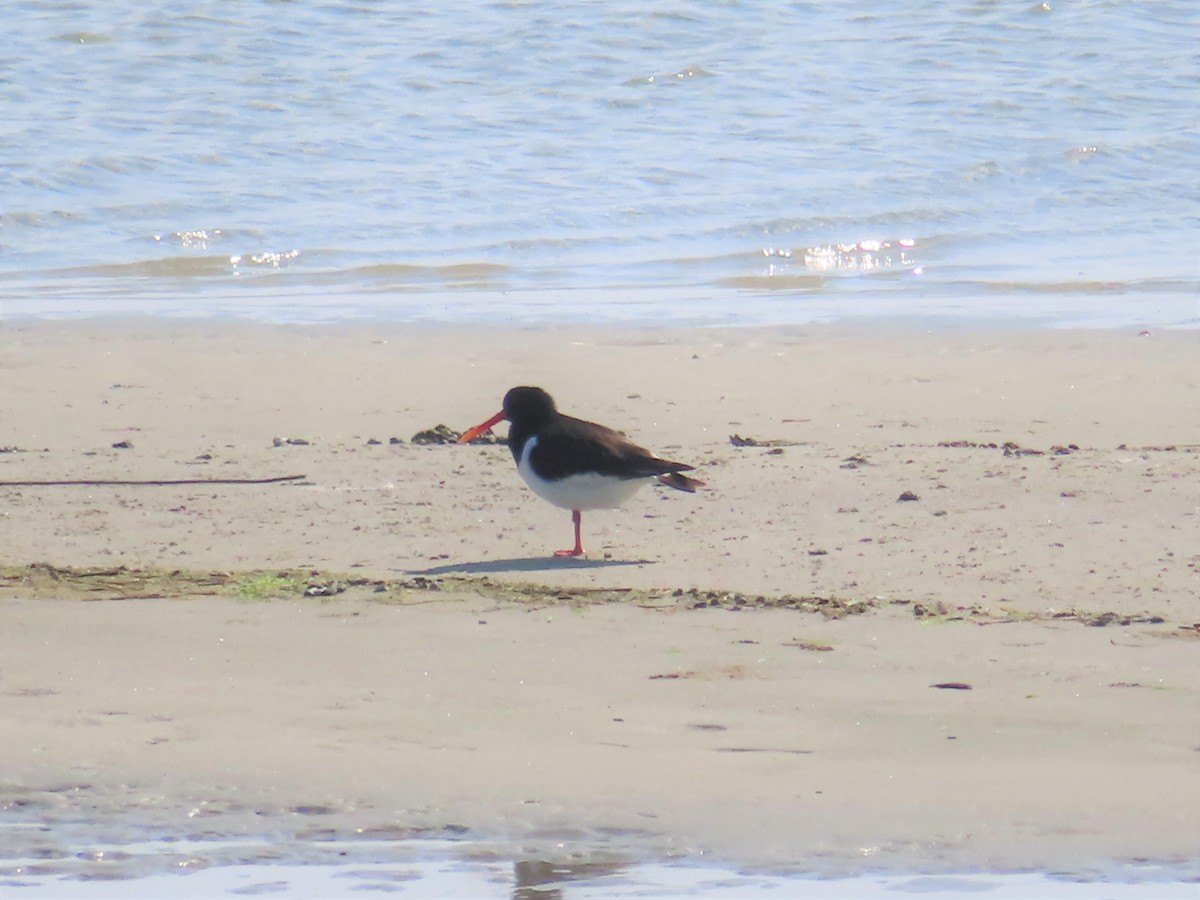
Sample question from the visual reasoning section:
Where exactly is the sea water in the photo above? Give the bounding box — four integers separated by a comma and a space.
2, 831, 1198, 899
2, 1, 1197, 326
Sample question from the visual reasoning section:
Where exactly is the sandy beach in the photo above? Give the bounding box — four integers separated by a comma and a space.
1, 319, 1198, 875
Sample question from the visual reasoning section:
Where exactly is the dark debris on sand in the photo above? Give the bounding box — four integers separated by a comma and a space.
412, 424, 506, 445
0, 564, 1186, 633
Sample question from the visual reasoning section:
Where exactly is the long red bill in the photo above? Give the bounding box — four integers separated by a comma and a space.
458, 410, 506, 443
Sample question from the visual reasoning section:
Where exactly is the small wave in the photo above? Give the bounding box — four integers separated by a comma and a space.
980, 278, 1196, 295
624, 64, 716, 87
231, 249, 301, 270
29, 249, 304, 280
0, 209, 85, 228
9, 256, 516, 292
54, 31, 114, 44
56, 256, 241, 279
345, 262, 511, 281
718, 274, 827, 291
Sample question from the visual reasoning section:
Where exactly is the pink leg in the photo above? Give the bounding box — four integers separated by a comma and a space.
554, 510, 585, 557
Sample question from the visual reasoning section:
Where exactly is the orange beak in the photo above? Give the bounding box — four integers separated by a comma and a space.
458, 410, 506, 443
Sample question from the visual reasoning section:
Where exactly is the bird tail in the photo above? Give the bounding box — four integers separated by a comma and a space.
656, 472, 704, 493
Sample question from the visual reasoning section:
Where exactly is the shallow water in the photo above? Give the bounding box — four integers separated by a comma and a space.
2, 1, 1197, 326
2, 828, 1197, 899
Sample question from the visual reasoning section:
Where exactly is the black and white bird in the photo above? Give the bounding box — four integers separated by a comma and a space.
459, 386, 702, 557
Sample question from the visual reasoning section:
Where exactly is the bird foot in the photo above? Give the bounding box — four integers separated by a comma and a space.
554, 547, 586, 558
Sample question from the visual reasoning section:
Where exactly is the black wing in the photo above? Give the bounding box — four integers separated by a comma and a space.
530, 414, 696, 482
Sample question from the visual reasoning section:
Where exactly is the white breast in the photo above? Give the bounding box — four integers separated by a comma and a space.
516, 436, 648, 511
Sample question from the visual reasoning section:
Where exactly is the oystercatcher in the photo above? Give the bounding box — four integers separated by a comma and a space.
459, 386, 702, 557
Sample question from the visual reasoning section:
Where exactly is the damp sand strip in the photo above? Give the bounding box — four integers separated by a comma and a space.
1, 583, 1197, 876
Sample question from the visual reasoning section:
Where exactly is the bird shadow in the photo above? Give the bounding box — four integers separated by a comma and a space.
407, 556, 655, 576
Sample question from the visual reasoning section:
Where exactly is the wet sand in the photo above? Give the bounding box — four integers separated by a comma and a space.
3, 591, 1199, 874
1, 319, 1198, 873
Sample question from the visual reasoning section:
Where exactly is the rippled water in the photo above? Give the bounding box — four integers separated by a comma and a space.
3, 829, 1198, 899
2, 1, 1197, 325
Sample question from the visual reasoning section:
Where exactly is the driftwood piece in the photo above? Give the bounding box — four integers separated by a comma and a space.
0, 474, 307, 487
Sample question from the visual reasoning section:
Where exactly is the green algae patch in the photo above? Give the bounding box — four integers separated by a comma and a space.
232, 571, 310, 600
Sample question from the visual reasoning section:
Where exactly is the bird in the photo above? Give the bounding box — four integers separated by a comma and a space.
459, 386, 702, 557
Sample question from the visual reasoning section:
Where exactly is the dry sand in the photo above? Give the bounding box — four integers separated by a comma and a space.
1, 319, 1198, 873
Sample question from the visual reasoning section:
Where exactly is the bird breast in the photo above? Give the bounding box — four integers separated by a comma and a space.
516, 436, 648, 511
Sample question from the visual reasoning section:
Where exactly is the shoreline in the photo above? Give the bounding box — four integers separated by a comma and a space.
2, 281, 1196, 331
1, 318, 1197, 875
